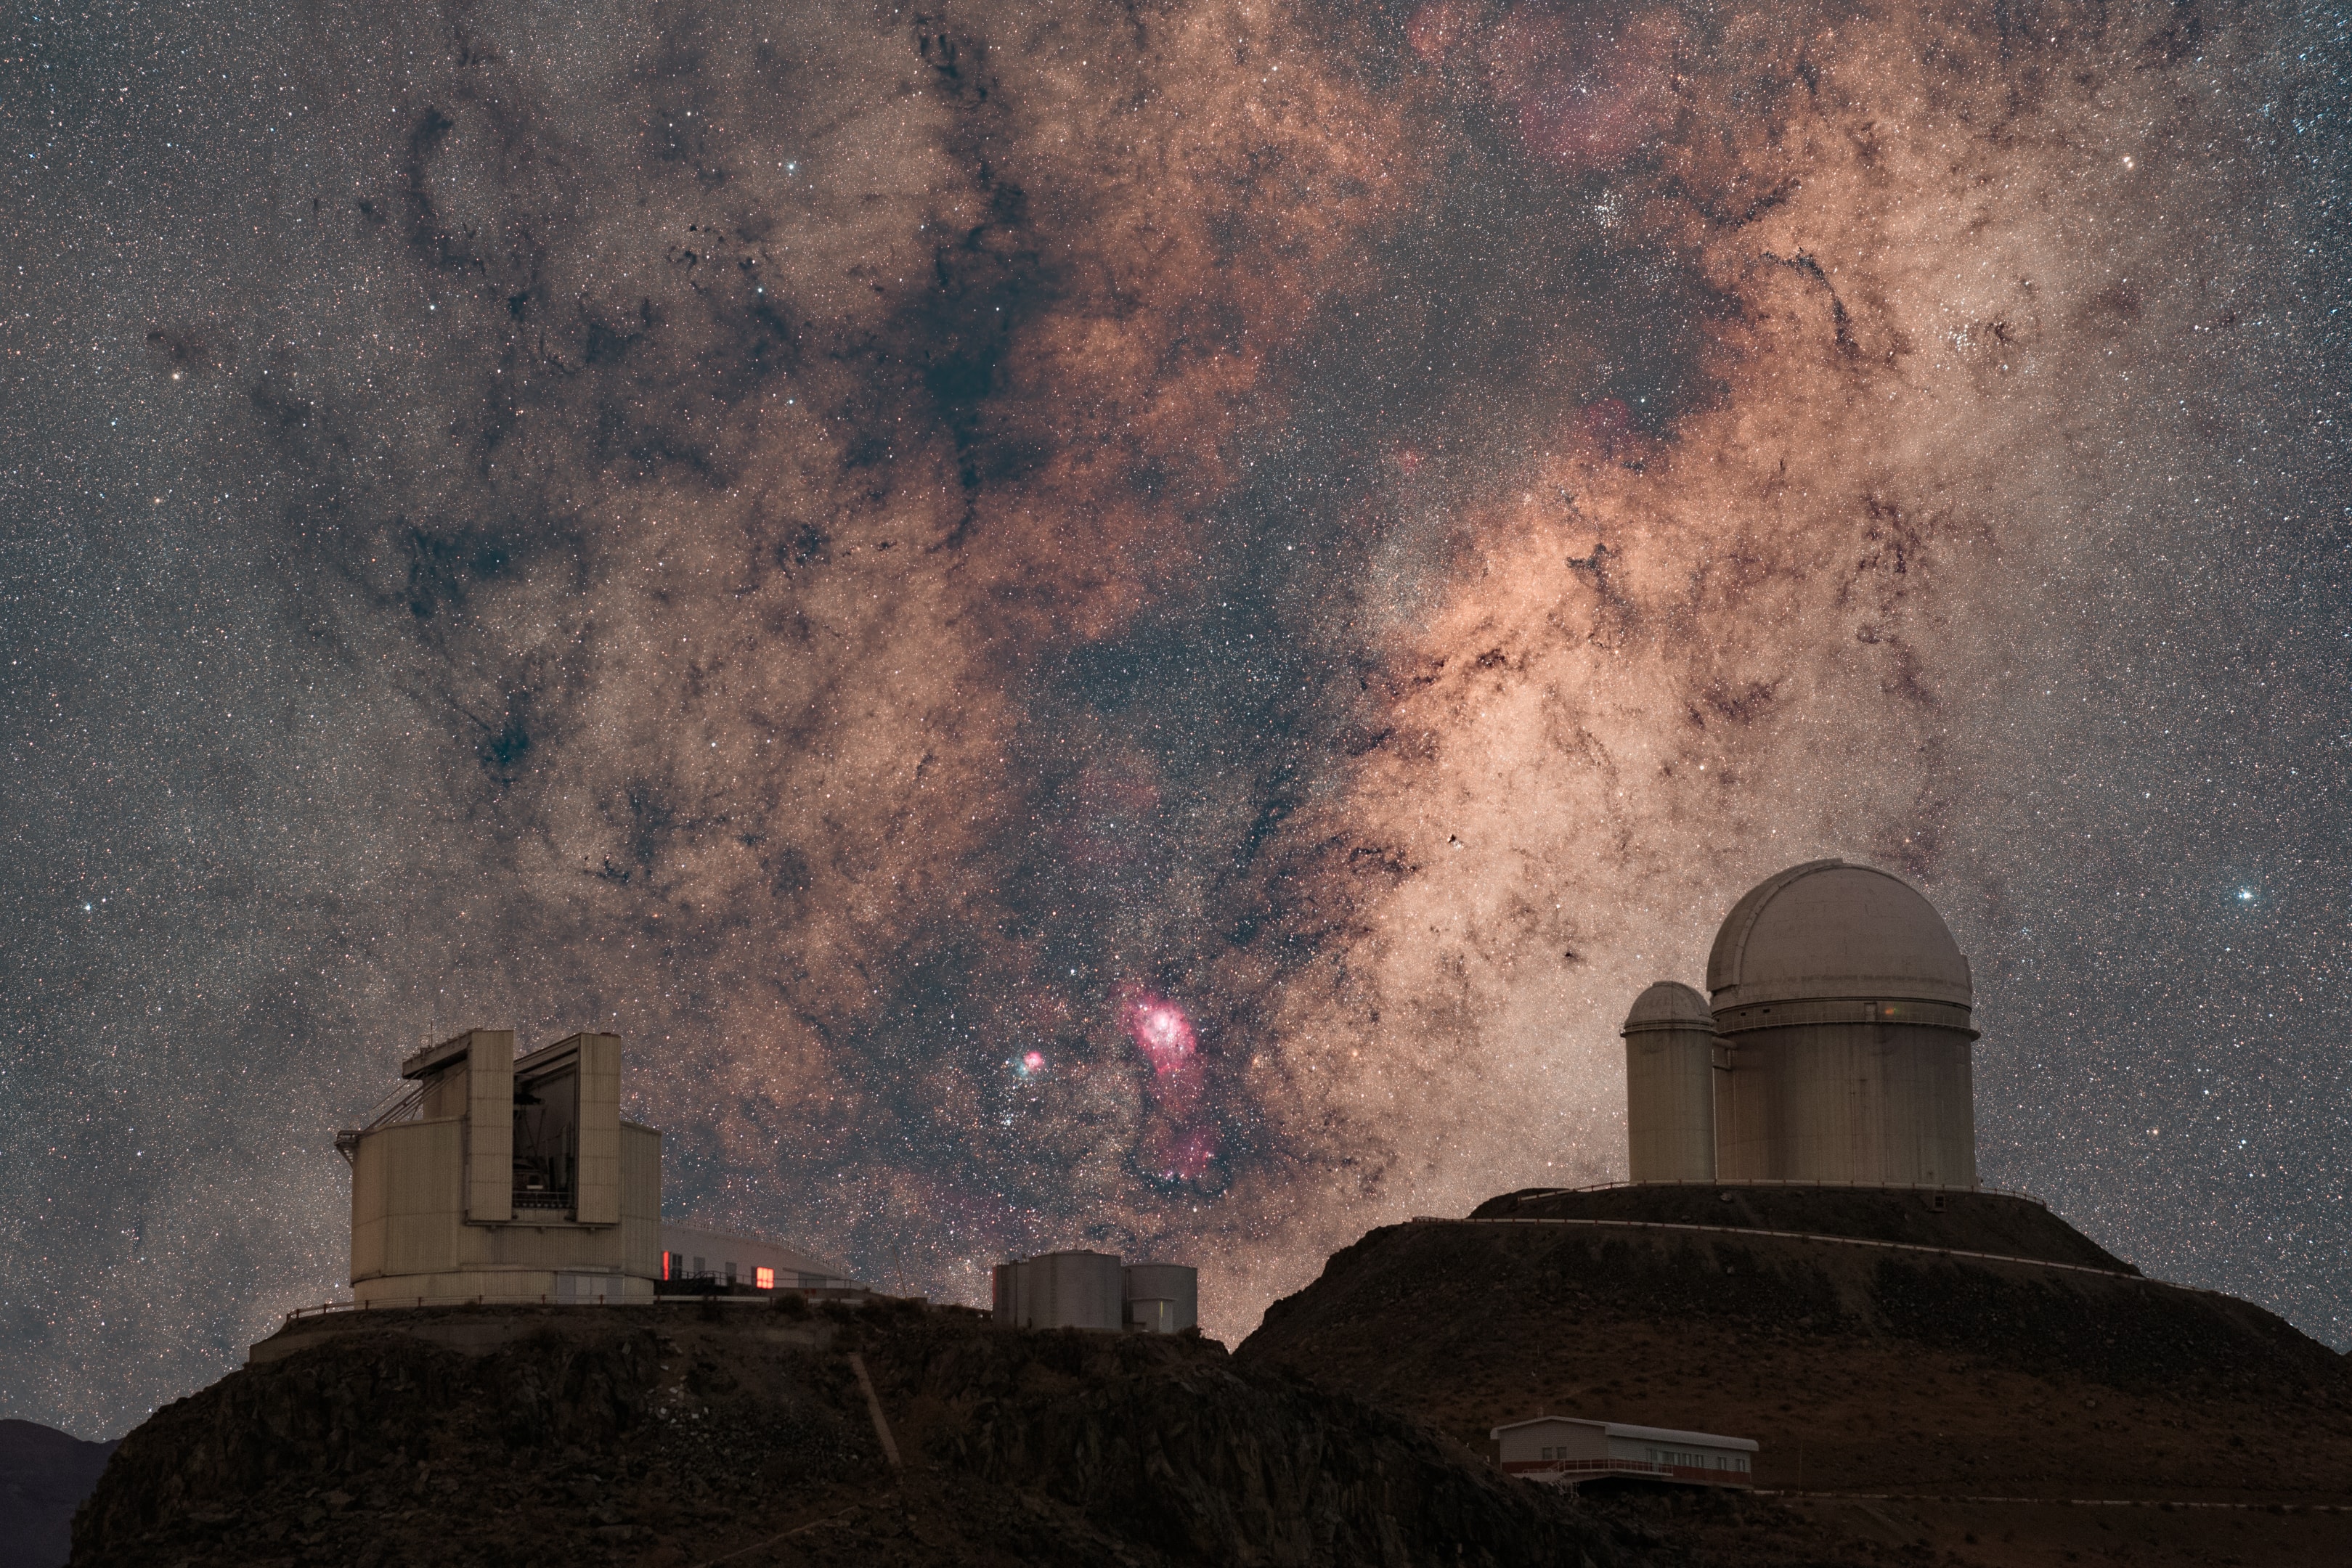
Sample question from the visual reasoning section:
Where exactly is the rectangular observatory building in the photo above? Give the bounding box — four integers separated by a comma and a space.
339, 1029, 662, 1306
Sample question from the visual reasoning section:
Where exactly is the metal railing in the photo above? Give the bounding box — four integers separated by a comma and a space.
1491, 1177, 2049, 1207
331, 1082, 431, 1165
1515, 1457, 1752, 1485
277, 1290, 626, 1324
283, 1300, 372, 1323
1414, 1213, 2184, 1289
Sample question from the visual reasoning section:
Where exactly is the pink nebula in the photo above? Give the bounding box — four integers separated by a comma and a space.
1123, 992, 1197, 1074
1120, 987, 1216, 1175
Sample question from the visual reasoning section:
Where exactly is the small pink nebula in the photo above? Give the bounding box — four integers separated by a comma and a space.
1022, 1050, 1046, 1072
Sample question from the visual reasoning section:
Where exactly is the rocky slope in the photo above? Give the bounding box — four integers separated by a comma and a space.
74, 1297, 1645, 1568
1, 1421, 117, 1568
1237, 1186, 2352, 1567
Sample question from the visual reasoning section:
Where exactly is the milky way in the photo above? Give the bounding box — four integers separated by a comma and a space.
4, 0, 2347, 1436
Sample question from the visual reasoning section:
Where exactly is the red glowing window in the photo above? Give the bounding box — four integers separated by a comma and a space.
662, 1251, 672, 1281
755, 1266, 776, 1291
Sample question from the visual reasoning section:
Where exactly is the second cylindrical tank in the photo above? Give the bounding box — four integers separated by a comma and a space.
1621, 980, 1718, 1183
1122, 1262, 1198, 1334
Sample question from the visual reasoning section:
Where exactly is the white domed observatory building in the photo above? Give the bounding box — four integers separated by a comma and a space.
1622, 859, 1980, 1189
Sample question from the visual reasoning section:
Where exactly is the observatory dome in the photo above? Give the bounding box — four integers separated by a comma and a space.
1706, 859, 1971, 1010
1621, 980, 1713, 1032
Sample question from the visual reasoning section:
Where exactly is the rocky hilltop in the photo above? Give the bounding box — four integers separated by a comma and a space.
1237, 1184, 2352, 1566
73, 1297, 1633, 1568
65, 1188, 2352, 1567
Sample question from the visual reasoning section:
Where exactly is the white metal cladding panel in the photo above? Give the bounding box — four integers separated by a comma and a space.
571, 1034, 623, 1226
556, 1270, 622, 1303
1043, 1251, 1124, 1330
619, 1124, 662, 1278
1121, 1263, 1198, 1331
1559, 1425, 1610, 1461
1496, 1420, 1607, 1463
1751, 1021, 1977, 1188
1714, 1041, 1770, 1180
1624, 1023, 1717, 1183
997, 1251, 1124, 1328
1005, 1260, 1039, 1324
358, 1119, 465, 1279
463, 1032, 515, 1224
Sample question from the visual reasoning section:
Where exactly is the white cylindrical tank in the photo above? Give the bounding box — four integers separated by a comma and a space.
991, 1250, 1126, 1330
1707, 859, 1979, 1188
1122, 1262, 1198, 1334
1621, 981, 1717, 1183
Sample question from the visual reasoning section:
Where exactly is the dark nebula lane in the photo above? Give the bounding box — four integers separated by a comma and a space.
1, 0, 2346, 1437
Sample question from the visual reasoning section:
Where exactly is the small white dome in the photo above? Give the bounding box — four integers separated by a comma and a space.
1621, 980, 1713, 1033
1707, 859, 1971, 1010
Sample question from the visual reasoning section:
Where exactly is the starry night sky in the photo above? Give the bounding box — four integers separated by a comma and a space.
4, 0, 2347, 1439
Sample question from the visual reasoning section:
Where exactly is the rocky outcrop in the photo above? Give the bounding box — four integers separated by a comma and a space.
72, 1299, 1627, 1568
860, 1310, 1609, 1564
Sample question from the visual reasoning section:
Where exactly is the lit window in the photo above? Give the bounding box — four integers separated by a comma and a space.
756, 1266, 776, 1290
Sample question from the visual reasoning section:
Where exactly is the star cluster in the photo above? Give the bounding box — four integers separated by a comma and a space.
2, 0, 2346, 1437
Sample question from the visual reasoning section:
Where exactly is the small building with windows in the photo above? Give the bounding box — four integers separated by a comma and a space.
658, 1224, 861, 1293
1492, 1416, 1757, 1488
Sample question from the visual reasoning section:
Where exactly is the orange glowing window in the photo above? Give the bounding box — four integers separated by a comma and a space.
755, 1266, 776, 1290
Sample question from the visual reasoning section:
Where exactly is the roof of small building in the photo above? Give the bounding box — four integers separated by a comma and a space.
1621, 979, 1713, 1034
1706, 859, 1971, 1010
1489, 1415, 1759, 1451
